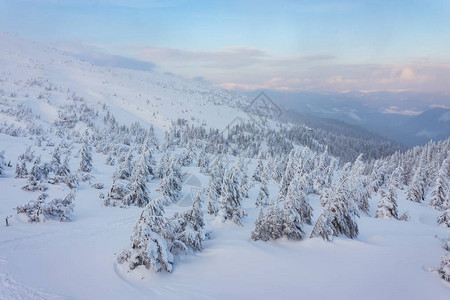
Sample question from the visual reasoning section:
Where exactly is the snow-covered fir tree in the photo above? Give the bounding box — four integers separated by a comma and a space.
310, 211, 333, 241
406, 154, 427, 203
218, 166, 246, 225
252, 152, 264, 183
375, 185, 398, 220
439, 254, 450, 282
255, 180, 270, 207
122, 160, 150, 207
437, 208, 450, 227
15, 159, 28, 178
118, 199, 174, 272
0, 151, 5, 176
172, 191, 206, 252
265, 203, 284, 240
429, 159, 449, 210
78, 138, 92, 173
251, 208, 269, 241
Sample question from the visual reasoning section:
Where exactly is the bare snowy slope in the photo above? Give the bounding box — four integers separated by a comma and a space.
0, 32, 251, 133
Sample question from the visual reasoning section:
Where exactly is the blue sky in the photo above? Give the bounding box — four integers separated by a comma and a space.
1, 0, 450, 92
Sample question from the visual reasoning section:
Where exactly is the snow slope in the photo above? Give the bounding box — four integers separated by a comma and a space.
1, 152, 449, 299
0, 33, 449, 300
0, 32, 251, 134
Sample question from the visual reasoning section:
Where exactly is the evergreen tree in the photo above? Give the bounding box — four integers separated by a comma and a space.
251, 208, 269, 241
439, 254, 450, 282
0, 151, 5, 176
429, 160, 449, 211
375, 185, 398, 220
252, 152, 264, 183
437, 208, 450, 227
255, 180, 270, 207
265, 203, 283, 240
310, 212, 333, 241
15, 160, 28, 178
173, 191, 206, 252
122, 161, 150, 207
218, 168, 246, 225
118, 199, 174, 272
406, 152, 427, 203
79, 139, 92, 173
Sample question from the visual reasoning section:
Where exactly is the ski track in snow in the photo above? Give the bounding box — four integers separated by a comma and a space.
0, 273, 62, 300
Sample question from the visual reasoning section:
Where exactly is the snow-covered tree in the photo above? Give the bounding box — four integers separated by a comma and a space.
265, 203, 283, 240
218, 168, 246, 225
16, 191, 75, 222
439, 254, 450, 282
158, 158, 182, 202
310, 212, 333, 241
251, 208, 269, 241
0, 151, 5, 176
172, 191, 206, 252
118, 199, 174, 272
15, 160, 28, 178
255, 180, 270, 207
252, 152, 264, 183
197, 149, 210, 174
375, 185, 398, 220
122, 161, 150, 207
406, 155, 426, 203
430, 160, 449, 211
115, 150, 133, 180
311, 180, 360, 240
437, 208, 450, 227
78, 139, 92, 173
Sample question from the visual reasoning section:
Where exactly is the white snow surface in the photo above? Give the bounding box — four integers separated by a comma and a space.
0, 33, 449, 299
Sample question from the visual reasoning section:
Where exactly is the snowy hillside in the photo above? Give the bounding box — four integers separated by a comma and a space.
0, 34, 449, 300
0, 33, 252, 133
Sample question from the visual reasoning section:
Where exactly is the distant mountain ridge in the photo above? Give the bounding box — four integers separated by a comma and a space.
259, 90, 450, 146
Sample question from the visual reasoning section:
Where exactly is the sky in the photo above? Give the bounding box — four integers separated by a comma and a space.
1, 0, 450, 93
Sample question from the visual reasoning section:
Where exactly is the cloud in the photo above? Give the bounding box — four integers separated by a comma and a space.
52, 41, 156, 71
97, 43, 450, 94
126, 46, 269, 69
382, 106, 422, 116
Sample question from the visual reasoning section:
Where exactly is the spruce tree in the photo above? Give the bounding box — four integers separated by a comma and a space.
375, 185, 398, 220
118, 199, 174, 272
218, 168, 246, 225
251, 208, 269, 241
255, 180, 270, 207
122, 162, 150, 207
430, 160, 449, 210
79, 139, 92, 173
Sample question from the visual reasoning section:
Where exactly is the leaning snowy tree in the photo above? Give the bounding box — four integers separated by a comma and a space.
310, 175, 360, 241
118, 199, 174, 273
375, 185, 398, 220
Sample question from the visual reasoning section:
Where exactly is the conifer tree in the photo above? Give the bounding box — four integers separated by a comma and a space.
251, 208, 269, 241
79, 139, 92, 173
218, 168, 246, 225
375, 185, 398, 220
430, 159, 449, 211
118, 199, 174, 272
123, 161, 150, 207
255, 180, 270, 207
